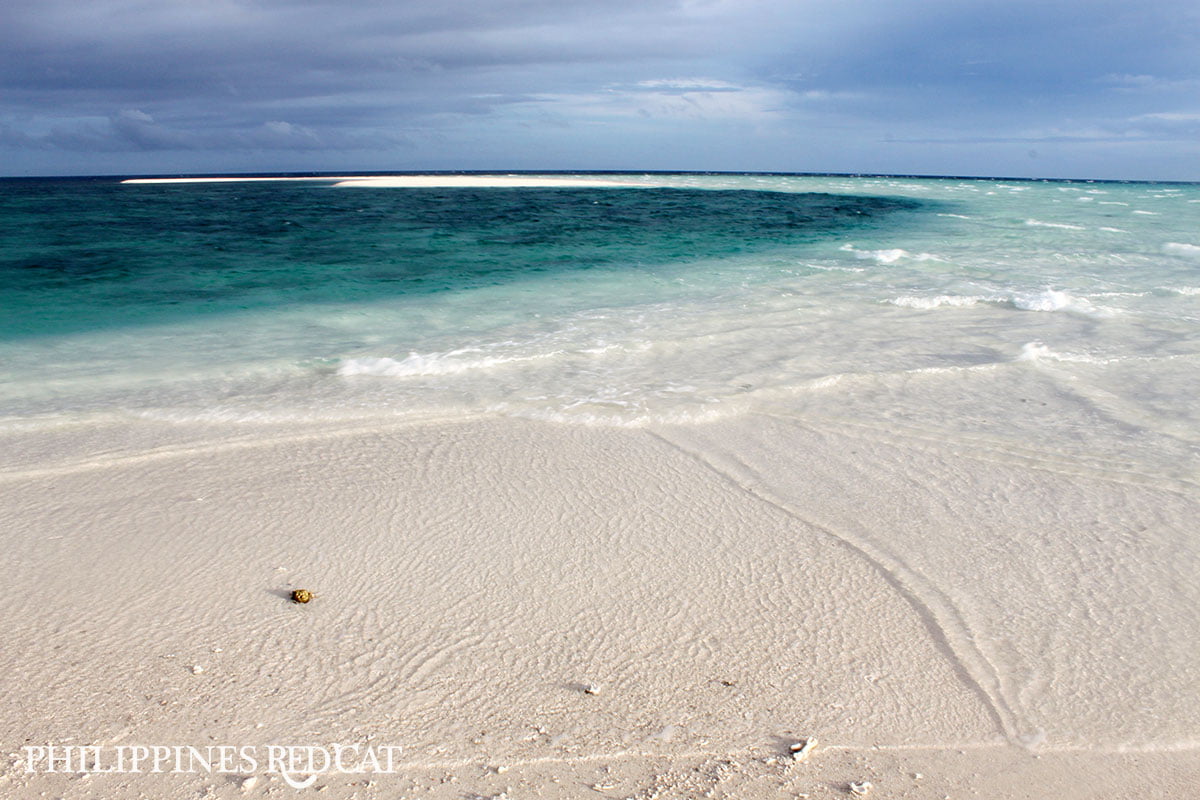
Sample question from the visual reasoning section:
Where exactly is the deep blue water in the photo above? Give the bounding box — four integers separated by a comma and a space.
0, 181, 924, 340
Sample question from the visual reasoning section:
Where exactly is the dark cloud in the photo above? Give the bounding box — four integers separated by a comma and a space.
7, 108, 403, 153
2, 0, 1198, 178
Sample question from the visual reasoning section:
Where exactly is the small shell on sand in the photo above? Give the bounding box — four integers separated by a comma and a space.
583, 683, 601, 695
848, 780, 872, 796
789, 736, 817, 761
291, 589, 314, 604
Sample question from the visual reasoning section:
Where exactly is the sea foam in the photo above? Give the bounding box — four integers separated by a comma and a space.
1025, 219, 1085, 230
888, 295, 985, 309
337, 350, 559, 377
840, 244, 939, 263
1163, 242, 1200, 259
1010, 290, 1098, 314
1016, 341, 1123, 365
888, 289, 1107, 316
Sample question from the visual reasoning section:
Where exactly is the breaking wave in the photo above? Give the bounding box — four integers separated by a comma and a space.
337, 349, 561, 377
888, 289, 1109, 316
1163, 242, 1200, 260
839, 244, 940, 264
1025, 219, 1085, 230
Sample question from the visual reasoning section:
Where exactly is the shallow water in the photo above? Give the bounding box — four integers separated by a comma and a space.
2, 172, 1198, 756
1, 173, 1198, 475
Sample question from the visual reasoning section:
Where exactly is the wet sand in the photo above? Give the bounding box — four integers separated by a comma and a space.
2, 412, 1197, 798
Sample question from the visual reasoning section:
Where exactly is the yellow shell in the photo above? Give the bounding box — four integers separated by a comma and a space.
291, 589, 314, 604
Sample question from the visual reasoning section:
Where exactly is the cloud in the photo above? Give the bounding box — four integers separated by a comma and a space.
1103, 74, 1200, 93
6, 108, 393, 152
1, 0, 1199, 178
634, 79, 742, 91
110, 109, 199, 150
1133, 112, 1200, 122
566, 79, 796, 122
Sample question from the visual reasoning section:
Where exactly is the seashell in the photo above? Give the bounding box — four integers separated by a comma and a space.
789, 736, 817, 761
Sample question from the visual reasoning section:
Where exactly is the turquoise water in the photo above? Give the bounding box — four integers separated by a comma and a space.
0, 182, 922, 339
2, 174, 1199, 474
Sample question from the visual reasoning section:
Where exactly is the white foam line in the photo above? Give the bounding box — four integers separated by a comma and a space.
1025, 219, 1086, 230
1164, 242, 1200, 259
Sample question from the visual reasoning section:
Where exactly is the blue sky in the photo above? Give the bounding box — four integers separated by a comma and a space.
2, 0, 1198, 179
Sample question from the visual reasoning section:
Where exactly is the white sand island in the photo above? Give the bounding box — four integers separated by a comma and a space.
120, 174, 642, 188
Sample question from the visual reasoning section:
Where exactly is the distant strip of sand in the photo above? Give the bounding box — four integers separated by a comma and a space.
121, 175, 643, 187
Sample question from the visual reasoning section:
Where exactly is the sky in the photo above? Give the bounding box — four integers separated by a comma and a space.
2, 0, 1198, 180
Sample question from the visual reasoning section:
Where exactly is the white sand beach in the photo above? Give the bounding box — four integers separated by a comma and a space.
120, 176, 642, 188
2, 410, 1197, 799
7, 0, 1199, 786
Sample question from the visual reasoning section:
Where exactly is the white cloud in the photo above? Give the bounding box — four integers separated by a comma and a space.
1132, 112, 1200, 122
1103, 74, 1200, 93
634, 78, 741, 91
515, 79, 796, 123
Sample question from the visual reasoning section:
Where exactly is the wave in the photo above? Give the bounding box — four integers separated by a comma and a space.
337, 349, 561, 377
888, 289, 1109, 316
801, 262, 867, 273
888, 287, 1128, 319
1017, 342, 1052, 362
1025, 219, 1085, 230
839, 244, 940, 264
1016, 341, 1131, 366
888, 294, 985, 309
1010, 289, 1096, 313
1163, 242, 1200, 260
1016, 341, 1094, 364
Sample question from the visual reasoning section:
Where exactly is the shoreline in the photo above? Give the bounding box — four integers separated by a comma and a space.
118, 175, 644, 188
2, 413, 1196, 798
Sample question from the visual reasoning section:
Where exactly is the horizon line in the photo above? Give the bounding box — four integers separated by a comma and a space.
1, 169, 1197, 186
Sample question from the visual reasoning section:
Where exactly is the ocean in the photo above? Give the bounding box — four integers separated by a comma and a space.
3, 172, 1200, 758
2, 172, 1198, 475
